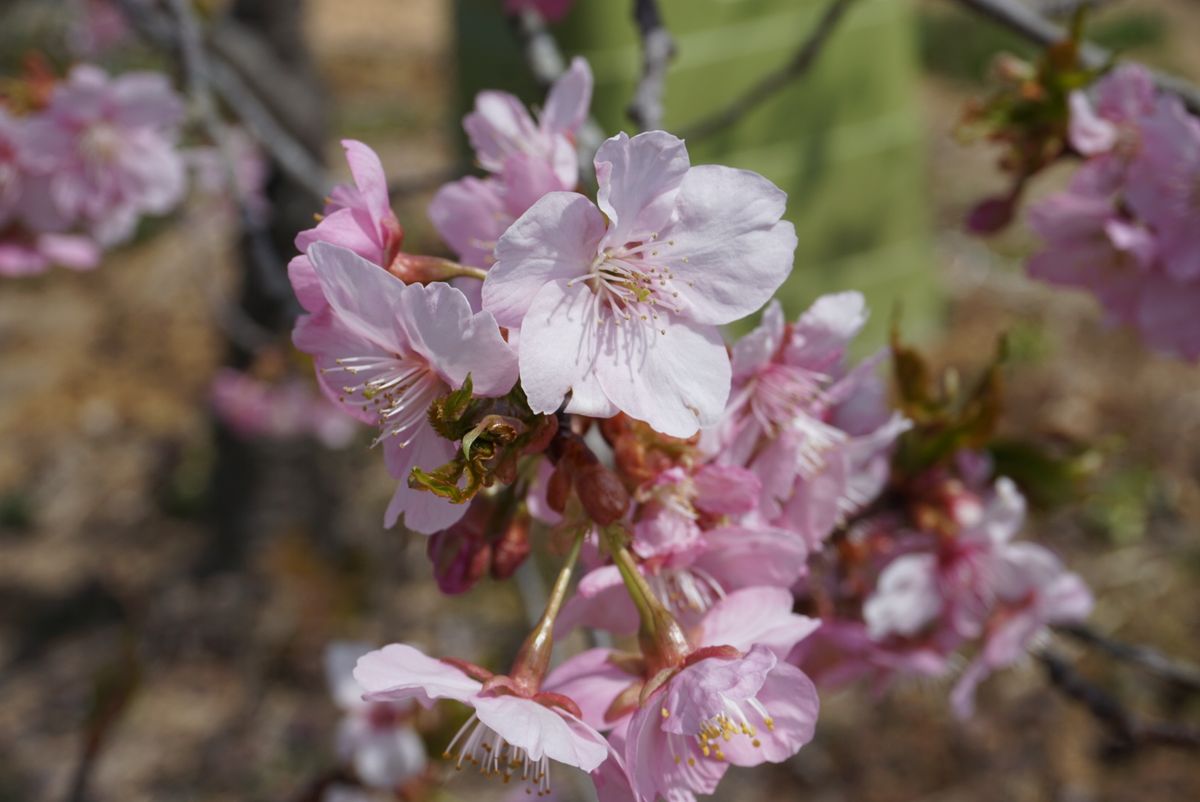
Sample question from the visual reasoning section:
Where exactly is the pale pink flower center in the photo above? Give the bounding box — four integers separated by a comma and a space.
738, 363, 847, 475
442, 713, 553, 796
571, 235, 685, 331
325, 352, 444, 447
80, 122, 122, 164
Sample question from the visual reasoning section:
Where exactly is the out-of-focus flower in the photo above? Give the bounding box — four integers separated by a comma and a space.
325, 642, 428, 790
209, 367, 357, 449
293, 242, 517, 533
184, 128, 270, 226
32, 65, 185, 246
429, 57, 592, 278
483, 130, 796, 438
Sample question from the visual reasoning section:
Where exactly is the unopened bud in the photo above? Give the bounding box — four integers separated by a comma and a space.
491, 513, 531, 580
426, 502, 491, 595
546, 465, 572, 514
965, 195, 1016, 236
388, 253, 470, 284
577, 464, 630, 526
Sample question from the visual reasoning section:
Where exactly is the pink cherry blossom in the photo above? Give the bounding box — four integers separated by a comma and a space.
632, 462, 760, 557
625, 644, 818, 800
32, 65, 185, 246
714, 294, 909, 545
0, 232, 100, 277
483, 131, 796, 437
950, 543, 1093, 717
325, 642, 428, 789
354, 643, 619, 798
429, 57, 592, 273
292, 242, 517, 533
290, 140, 405, 313
1068, 64, 1156, 162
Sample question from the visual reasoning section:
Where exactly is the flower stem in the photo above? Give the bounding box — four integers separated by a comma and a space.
602, 525, 691, 673
509, 527, 586, 691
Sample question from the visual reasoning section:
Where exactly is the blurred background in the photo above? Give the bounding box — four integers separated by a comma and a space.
0, 0, 1198, 800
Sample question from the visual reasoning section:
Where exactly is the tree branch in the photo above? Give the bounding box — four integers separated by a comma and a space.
111, 0, 331, 200
1056, 623, 1200, 693
952, 0, 1200, 115
627, 0, 676, 131
1038, 648, 1200, 754
678, 0, 857, 142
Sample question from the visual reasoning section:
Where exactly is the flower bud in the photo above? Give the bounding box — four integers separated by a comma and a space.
426, 502, 492, 595
546, 465, 573, 514
491, 513, 531, 580
576, 464, 630, 526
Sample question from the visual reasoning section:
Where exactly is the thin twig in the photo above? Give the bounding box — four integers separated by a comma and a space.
164, 0, 299, 319
1038, 648, 1200, 753
953, 0, 1200, 115
627, 0, 676, 131
111, 0, 330, 199
1056, 623, 1200, 693
678, 0, 857, 142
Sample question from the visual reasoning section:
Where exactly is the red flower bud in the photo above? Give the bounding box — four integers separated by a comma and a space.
576, 464, 630, 526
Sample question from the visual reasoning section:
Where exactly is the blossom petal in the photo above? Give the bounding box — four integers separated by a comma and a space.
307, 241, 407, 351
541, 56, 593, 136
341, 139, 393, 231
354, 643, 481, 706
594, 315, 731, 438
595, 131, 689, 248
698, 587, 819, 657
661, 164, 796, 325
484, 191, 607, 327
514, 279, 599, 415
473, 695, 610, 772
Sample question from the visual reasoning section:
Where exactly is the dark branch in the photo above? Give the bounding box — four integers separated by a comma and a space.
627, 0, 676, 131
1038, 649, 1200, 754
1056, 623, 1200, 693
111, 0, 330, 199
678, 0, 856, 142
952, 0, 1200, 115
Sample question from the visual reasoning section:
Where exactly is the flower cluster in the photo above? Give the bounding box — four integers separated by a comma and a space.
1027, 65, 1200, 360
295, 60, 1095, 802
0, 64, 187, 276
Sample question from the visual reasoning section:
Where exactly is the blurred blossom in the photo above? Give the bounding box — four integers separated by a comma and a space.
210, 367, 358, 448
184, 128, 270, 225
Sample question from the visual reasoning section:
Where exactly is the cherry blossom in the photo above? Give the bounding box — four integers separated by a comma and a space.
483, 130, 796, 437
292, 242, 517, 532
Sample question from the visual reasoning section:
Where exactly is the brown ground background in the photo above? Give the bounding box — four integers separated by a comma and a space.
1, 1, 1199, 801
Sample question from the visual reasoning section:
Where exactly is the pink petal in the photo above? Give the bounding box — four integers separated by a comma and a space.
513, 279, 598, 415
720, 658, 818, 766
692, 464, 760, 516
661, 164, 796, 325
594, 131, 689, 248
731, 299, 784, 380
429, 175, 508, 268
353, 643, 481, 706
382, 427, 462, 533
699, 587, 819, 657
340, 139, 393, 231
307, 241, 407, 352
594, 315, 731, 439
543, 648, 638, 732
1068, 91, 1118, 156
541, 56, 593, 136
473, 695, 610, 772
393, 280, 517, 396
464, 91, 538, 174
484, 191, 607, 327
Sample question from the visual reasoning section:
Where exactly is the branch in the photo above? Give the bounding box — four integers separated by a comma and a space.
1038, 649, 1200, 754
164, 0, 299, 318
678, 0, 857, 142
952, 0, 1200, 115
111, 0, 330, 200
627, 0, 676, 131
1056, 623, 1200, 693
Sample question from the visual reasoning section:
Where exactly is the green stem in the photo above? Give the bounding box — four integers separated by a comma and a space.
602, 525, 691, 672
509, 528, 586, 691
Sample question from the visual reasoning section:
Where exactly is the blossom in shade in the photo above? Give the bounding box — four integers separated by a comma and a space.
292, 242, 517, 533
483, 131, 796, 437
353, 643, 618, 798
0, 232, 100, 277
325, 642, 428, 790
31, 65, 185, 246
429, 57, 592, 275
209, 367, 357, 449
